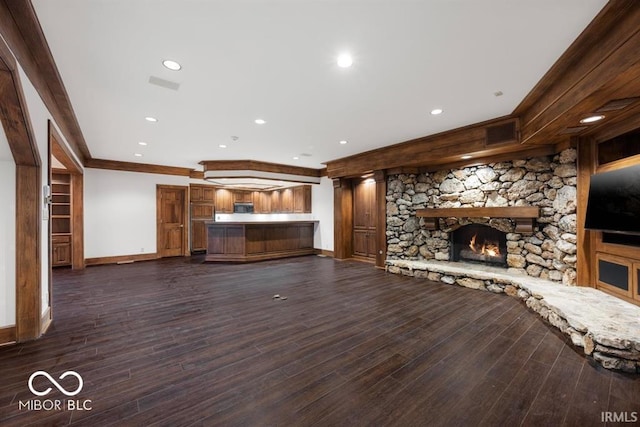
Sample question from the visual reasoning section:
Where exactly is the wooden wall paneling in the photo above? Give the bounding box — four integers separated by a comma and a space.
0, 325, 16, 345
515, 2, 640, 144
280, 188, 293, 213
333, 178, 353, 259
299, 224, 314, 249
374, 170, 386, 268
576, 137, 597, 287
225, 226, 245, 254
70, 158, 84, 270
207, 227, 225, 254
16, 165, 41, 341
245, 227, 265, 254
191, 220, 207, 251
271, 190, 281, 213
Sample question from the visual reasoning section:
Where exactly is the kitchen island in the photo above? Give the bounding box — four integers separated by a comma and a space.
205, 221, 317, 262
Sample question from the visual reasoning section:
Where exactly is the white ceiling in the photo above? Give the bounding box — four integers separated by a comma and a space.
31, 0, 608, 170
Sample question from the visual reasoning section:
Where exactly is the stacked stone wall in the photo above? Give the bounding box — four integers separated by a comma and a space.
386, 148, 579, 284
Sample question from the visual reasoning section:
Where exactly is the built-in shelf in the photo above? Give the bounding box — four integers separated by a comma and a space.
416, 206, 540, 234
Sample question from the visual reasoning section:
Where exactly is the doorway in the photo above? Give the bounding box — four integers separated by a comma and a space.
156, 185, 189, 257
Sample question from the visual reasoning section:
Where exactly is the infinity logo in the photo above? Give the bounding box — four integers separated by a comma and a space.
28, 371, 83, 397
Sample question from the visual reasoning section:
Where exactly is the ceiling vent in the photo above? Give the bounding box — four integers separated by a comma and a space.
595, 97, 640, 112
485, 119, 519, 146
148, 76, 180, 91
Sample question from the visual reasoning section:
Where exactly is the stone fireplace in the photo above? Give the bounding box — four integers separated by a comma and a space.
385, 148, 579, 285
451, 224, 507, 267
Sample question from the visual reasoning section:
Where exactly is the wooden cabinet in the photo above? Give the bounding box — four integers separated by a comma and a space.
51, 171, 72, 267
191, 185, 216, 203
293, 185, 312, 213
190, 184, 216, 253
596, 252, 640, 303
215, 188, 233, 213
52, 234, 71, 266
270, 190, 281, 213
353, 179, 377, 259
233, 191, 253, 203
279, 188, 294, 213
253, 191, 272, 213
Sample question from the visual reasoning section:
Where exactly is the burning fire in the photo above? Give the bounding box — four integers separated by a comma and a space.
469, 234, 501, 257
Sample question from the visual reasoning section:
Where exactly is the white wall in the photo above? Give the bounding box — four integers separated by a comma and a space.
312, 177, 334, 252
84, 169, 188, 258
0, 126, 16, 327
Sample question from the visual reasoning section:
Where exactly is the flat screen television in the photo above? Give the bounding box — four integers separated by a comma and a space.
585, 163, 640, 235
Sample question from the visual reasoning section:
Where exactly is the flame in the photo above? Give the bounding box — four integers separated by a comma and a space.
469, 234, 500, 257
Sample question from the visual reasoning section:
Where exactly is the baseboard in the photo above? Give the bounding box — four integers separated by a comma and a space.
85, 253, 158, 266
0, 325, 16, 346
316, 249, 334, 257
40, 307, 52, 335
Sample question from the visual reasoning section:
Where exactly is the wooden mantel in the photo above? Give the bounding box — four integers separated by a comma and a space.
416, 206, 540, 234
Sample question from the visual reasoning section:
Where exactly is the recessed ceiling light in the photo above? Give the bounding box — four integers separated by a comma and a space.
431, 108, 443, 115
219, 144, 227, 148
494, 91, 504, 97
145, 116, 158, 122
339, 140, 348, 145
337, 53, 353, 68
134, 153, 143, 157
461, 155, 472, 160
162, 59, 182, 71
580, 114, 605, 124
138, 141, 147, 146
254, 119, 266, 125
293, 156, 299, 160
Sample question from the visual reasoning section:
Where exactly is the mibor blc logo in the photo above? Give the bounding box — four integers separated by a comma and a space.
19, 370, 92, 412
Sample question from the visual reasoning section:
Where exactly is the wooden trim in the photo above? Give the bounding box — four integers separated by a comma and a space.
0, 326, 16, 346
333, 178, 354, 260
87, 158, 194, 176
418, 145, 557, 174
0, 69, 40, 167
325, 115, 519, 178
515, 2, 640, 145
318, 249, 334, 257
596, 153, 640, 173
0, 0, 90, 164
374, 170, 386, 268
40, 306, 52, 335
16, 165, 41, 342
190, 170, 205, 179
49, 121, 82, 174
71, 173, 84, 269
576, 137, 596, 287
595, 252, 634, 300
199, 160, 323, 178
85, 253, 159, 266
416, 207, 539, 219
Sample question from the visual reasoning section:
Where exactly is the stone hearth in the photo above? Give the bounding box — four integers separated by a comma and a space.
386, 259, 640, 373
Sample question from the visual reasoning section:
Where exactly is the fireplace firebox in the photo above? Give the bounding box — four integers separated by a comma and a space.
451, 224, 507, 267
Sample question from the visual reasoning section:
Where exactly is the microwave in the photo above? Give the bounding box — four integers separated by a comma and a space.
233, 202, 254, 213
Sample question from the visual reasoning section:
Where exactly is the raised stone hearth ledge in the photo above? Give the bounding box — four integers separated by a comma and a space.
386, 259, 640, 373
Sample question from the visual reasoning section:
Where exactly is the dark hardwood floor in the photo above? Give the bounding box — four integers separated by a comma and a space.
0, 255, 638, 426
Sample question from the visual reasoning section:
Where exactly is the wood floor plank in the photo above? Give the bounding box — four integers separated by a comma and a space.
0, 255, 636, 426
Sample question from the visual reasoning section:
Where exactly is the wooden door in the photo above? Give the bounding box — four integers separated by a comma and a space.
353, 179, 376, 259
157, 186, 188, 257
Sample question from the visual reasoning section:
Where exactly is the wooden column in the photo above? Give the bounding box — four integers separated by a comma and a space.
576, 137, 597, 287
333, 178, 353, 259
15, 165, 41, 341
374, 170, 386, 268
